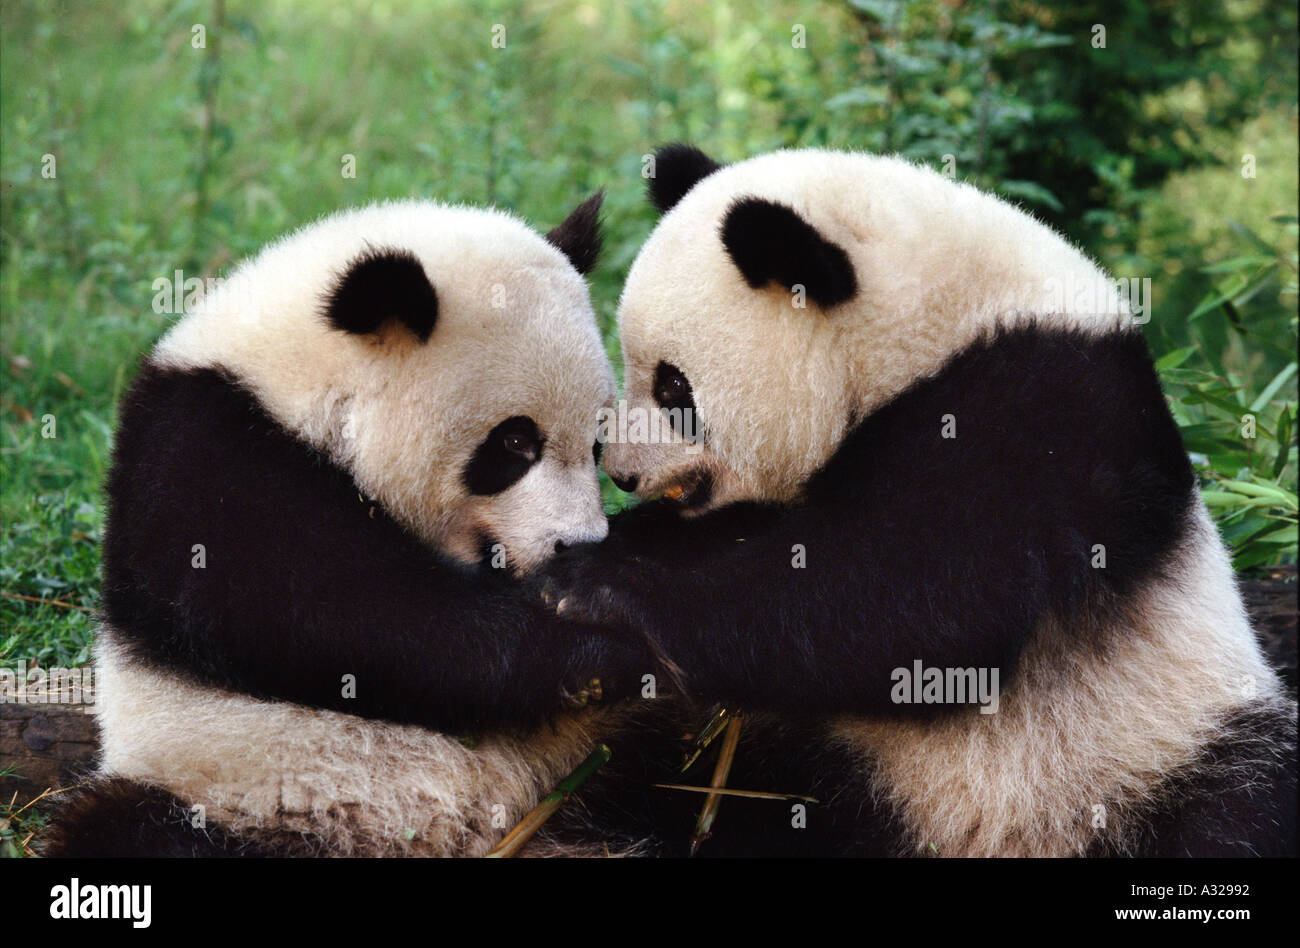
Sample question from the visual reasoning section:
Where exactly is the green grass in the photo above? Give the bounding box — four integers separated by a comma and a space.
1, 0, 1296, 668
0, 765, 52, 858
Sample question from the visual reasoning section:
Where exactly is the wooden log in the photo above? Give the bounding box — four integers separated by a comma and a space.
2, 574, 1295, 810
1, 681, 99, 809
1241, 566, 1297, 693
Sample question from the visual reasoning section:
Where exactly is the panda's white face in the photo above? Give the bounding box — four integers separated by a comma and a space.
340, 258, 613, 573
609, 289, 849, 513
606, 148, 1124, 513
154, 199, 614, 573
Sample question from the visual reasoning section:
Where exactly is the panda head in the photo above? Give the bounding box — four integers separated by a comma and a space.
606, 144, 1121, 513
154, 195, 614, 573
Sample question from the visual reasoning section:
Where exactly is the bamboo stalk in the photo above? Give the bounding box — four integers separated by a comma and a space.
5, 785, 66, 822
690, 714, 743, 856
484, 743, 611, 858
679, 705, 733, 773
654, 783, 817, 803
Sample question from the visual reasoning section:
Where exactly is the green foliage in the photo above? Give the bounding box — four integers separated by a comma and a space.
0, 0, 1296, 664
0, 489, 101, 667
0, 765, 50, 858
1162, 217, 1298, 571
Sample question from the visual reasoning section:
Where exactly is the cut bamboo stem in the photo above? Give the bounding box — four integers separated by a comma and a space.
484, 743, 610, 858
689, 714, 743, 856
655, 782, 817, 803
680, 704, 733, 773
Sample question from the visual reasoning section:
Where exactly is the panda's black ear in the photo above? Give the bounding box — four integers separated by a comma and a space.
545, 191, 604, 276
720, 197, 857, 309
325, 248, 438, 342
648, 143, 722, 214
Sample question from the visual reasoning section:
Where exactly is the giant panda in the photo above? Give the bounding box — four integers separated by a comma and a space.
42, 195, 668, 857
536, 145, 1298, 857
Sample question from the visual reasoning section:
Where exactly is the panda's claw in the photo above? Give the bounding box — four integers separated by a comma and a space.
560, 685, 589, 708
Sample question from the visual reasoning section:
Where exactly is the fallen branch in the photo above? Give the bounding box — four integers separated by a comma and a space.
1, 592, 94, 613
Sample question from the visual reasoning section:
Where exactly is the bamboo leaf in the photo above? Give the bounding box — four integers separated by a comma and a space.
1155, 346, 1197, 370
1217, 480, 1298, 509
1249, 362, 1298, 413
1273, 410, 1294, 480
1199, 254, 1275, 274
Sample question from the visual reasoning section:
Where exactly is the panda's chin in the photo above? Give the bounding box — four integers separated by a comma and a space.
659, 468, 714, 514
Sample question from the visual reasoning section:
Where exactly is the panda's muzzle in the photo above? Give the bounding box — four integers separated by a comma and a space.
660, 469, 713, 511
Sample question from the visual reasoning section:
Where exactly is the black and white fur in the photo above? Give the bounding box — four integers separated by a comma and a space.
43, 196, 666, 857
539, 146, 1297, 857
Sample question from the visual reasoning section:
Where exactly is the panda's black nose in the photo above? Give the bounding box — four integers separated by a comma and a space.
611, 473, 639, 493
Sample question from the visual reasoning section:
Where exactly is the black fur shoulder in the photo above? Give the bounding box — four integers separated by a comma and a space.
102, 361, 653, 735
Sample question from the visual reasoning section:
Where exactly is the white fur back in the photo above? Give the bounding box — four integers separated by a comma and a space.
832, 501, 1282, 856
92, 628, 615, 856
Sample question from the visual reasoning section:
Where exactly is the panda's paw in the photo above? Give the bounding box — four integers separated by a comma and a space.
537, 552, 653, 632
534, 547, 694, 694
556, 583, 623, 623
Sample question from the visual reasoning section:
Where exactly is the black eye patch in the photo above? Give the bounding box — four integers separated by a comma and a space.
463, 416, 544, 496
652, 361, 697, 439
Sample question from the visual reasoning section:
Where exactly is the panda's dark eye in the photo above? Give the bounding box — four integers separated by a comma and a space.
653, 362, 694, 411
464, 416, 544, 496
592, 439, 603, 466
652, 361, 697, 439
503, 431, 537, 460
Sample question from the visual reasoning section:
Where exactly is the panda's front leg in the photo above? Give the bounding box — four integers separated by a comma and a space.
535, 544, 706, 707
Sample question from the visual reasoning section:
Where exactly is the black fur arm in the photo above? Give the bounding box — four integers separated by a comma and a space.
541, 326, 1196, 717
102, 364, 651, 735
